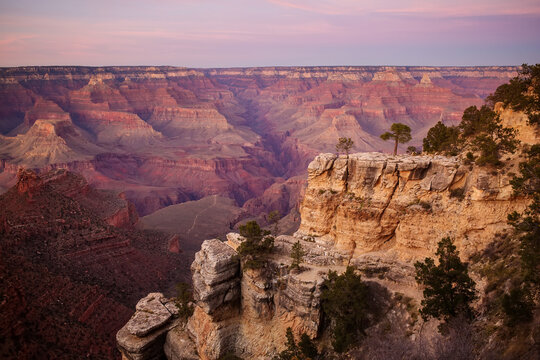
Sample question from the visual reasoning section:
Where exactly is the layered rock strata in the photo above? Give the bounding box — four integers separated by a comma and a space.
297, 152, 530, 261
1, 66, 516, 219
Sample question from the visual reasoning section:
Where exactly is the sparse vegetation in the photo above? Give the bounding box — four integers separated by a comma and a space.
174, 282, 194, 320
449, 187, 465, 200
274, 327, 318, 360
421, 65, 536, 165
461, 105, 519, 166
267, 210, 281, 235
414, 238, 477, 329
237, 221, 274, 270
335, 137, 354, 156
503, 144, 539, 326
380, 123, 412, 155
406, 146, 419, 155
422, 121, 460, 155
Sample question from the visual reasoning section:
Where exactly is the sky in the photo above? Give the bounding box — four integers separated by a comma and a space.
0, 0, 539, 67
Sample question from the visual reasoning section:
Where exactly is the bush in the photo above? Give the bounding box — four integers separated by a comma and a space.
449, 188, 465, 200
289, 241, 304, 270
502, 287, 534, 326
406, 146, 419, 155
275, 327, 318, 360
460, 105, 519, 166
321, 266, 368, 352
487, 63, 540, 125
335, 137, 354, 156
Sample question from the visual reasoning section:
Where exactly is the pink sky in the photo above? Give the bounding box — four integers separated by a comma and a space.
0, 0, 539, 67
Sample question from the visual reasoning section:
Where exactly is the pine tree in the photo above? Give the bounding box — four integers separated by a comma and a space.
414, 238, 477, 327
380, 123, 412, 155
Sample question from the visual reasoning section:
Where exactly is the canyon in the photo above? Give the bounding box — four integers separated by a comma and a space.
0, 169, 194, 358
1, 66, 535, 359
0, 66, 516, 229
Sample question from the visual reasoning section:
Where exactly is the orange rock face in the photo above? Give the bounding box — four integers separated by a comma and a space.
0, 66, 516, 219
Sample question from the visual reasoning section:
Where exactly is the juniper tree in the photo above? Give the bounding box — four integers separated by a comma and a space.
290, 240, 305, 270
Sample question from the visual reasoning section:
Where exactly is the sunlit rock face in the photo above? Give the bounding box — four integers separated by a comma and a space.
297, 150, 530, 261
0, 66, 516, 217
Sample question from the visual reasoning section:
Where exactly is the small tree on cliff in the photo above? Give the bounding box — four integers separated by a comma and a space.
422, 121, 460, 155
503, 144, 539, 325
289, 240, 305, 270
459, 105, 518, 166
487, 63, 540, 125
335, 137, 354, 156
380, 123, 412, 155
275, 327, 318, 360
237, 220, 274, 270
414, 238, 477, 329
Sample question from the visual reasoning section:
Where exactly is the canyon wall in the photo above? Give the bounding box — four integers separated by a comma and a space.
0, 66, 516, 222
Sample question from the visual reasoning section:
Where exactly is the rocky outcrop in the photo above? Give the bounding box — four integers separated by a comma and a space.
120, 151, 536, 359
191, 239, 241, 315
117, 293, 180, 360
297, 152, 530, 260
120, 236, 327, 359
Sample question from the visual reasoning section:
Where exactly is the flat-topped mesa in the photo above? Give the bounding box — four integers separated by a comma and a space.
296, 152, 530, 261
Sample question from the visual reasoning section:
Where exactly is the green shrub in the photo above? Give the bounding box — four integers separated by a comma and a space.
275, 327, 318, 360
502, 287, 534, 326
289, 241, 305, 270
175, 282, 194, 320
460, 106, 519, 166
419, 201, 432, 210
487, 63, 540, 125
423, 121, 460, 154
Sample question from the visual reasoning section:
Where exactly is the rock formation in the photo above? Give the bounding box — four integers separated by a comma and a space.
296, 152, 530, 260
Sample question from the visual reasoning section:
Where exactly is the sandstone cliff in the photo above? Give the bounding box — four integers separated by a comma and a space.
296, 152, 530, 261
